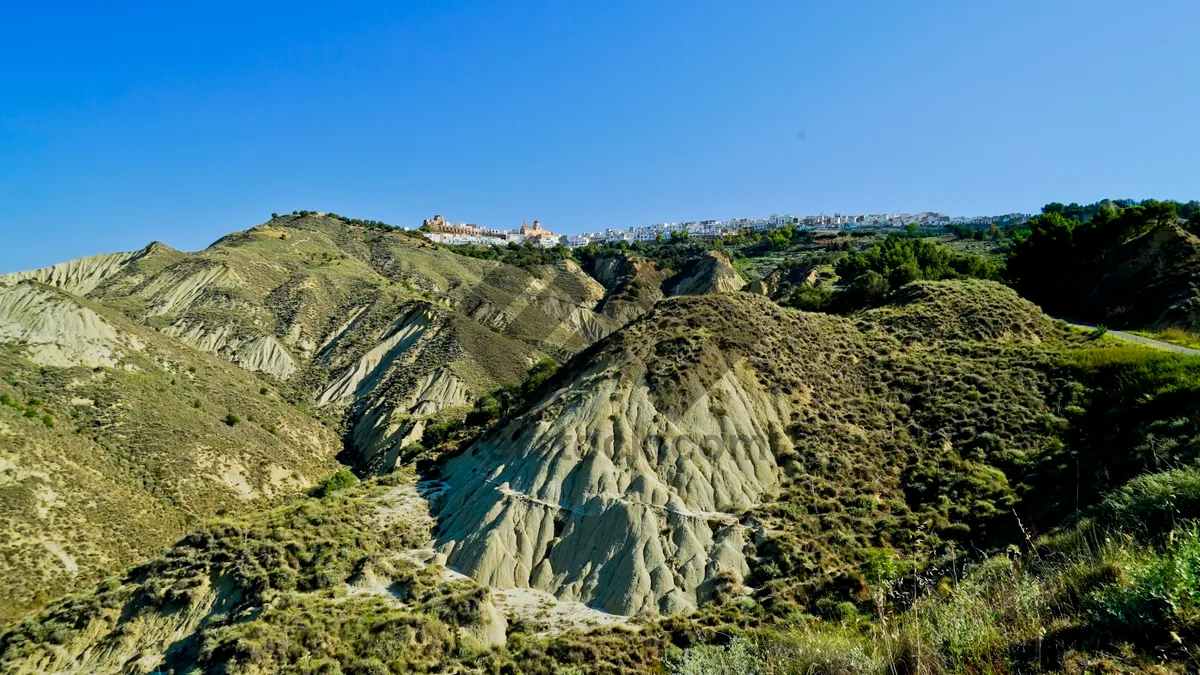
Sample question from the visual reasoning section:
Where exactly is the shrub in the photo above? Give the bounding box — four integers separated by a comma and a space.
313, 470, 358, 498
1086, 521, 1200, 646
667, 637, 760, 675
757, 626, 889, 675
783, 285, 833, 312
1100, 468, 1200, 536
224, 413, 241, 427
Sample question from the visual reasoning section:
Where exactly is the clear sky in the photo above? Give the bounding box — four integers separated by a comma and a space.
2, 1, 1198, 272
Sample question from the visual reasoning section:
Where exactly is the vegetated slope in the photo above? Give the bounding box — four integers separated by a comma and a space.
0, 472, 512, 675
6, 279, 1200, 674
432, 280, 1080, 617
0, 282, 342, 627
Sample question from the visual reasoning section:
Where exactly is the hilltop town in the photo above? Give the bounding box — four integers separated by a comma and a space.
422, 210, 1031, 248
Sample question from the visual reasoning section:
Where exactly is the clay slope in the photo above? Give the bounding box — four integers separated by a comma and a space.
434, 294, 826, 615
0, 242, 173, 296
0, 282, 139, 368
312, 299, 539, 474
432, 281, 1071, 617
1, 214, 634, 473
0, 283, 342, 627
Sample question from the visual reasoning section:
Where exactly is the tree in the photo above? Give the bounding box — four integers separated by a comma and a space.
889, 261, 921, 287
1006, 211, 1076, 303
766, 227, 791, 250
1007, 201, 1182, 312
846, 270, 890, 305
1187, 210, 1200, 236
312, 469, 357, 497
784, 285, 833, 312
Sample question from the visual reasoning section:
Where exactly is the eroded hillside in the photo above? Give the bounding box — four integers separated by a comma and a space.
0, 215, 651, 475
0, 282, 343, 626
0, 214, 687, 629
7, 271, 1200, 673
7, 213, 1200, 673
430, 281, 1080, 619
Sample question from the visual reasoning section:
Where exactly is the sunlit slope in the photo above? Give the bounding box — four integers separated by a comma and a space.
433, 281, 1076, 615
0, 282, 342, 626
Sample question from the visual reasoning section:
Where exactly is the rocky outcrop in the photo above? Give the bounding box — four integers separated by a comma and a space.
746, 270, 782, 296
585, 253, 672, 325
664, 251, 745, 296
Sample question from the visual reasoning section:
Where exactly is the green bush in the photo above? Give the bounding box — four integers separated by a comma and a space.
1101, 468, 1200, 536
667, 637, 760, 675
1086, 521, 1200, 646
782, 285, 833, 312
313, 470, 357, 498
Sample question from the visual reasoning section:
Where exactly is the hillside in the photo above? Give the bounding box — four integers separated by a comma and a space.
432, 281, 1078, 617
0, 214, 639, 477
1007, 204, 1200, 336
0, 282, 343, 626
4, 216, 1200, 673
0, 214, 645, 627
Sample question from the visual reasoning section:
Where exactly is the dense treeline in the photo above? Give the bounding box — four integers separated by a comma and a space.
1006, 200, 1183, 312
1043, 197, 1199, 224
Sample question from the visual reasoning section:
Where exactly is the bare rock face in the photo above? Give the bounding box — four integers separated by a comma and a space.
664, 251, 745, 296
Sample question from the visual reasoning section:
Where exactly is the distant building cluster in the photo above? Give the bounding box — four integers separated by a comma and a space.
421, 210, 1031, 249
422, 215, 562, 248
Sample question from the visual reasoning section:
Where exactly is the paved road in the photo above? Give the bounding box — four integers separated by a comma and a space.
1056, 317, 1200, 356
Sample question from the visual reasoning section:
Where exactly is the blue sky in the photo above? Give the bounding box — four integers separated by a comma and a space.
2, 0, 1198, 272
